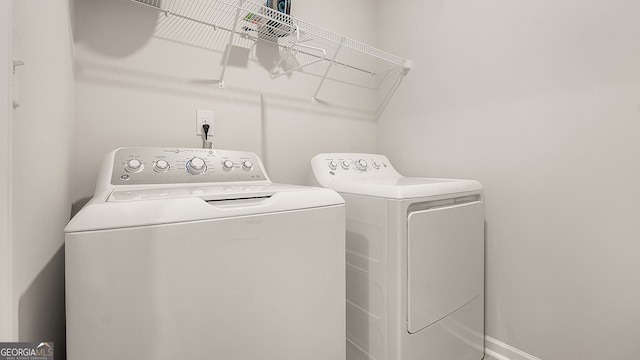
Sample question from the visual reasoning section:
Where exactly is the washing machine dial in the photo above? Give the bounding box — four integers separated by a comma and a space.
242, 160, 254, 171
340, 160, 350, 170
355, 159, 368, 171
124, 159, 143, 173
328, 160, 338, 170
372, 161, 381, 169
186, 157, 207, 175
153, 159, 170, 173
222, 160, 234, 171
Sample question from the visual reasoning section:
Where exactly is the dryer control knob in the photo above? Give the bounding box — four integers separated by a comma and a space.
153, 160, 170, 173
328, 160, 338, 170
222, 160, 234, 172
186, 157, 207, 175
242, 160, 254, 171
125, 159, 143, 173
355, 159, 368, 171
372, 161, 381, 169
340, 160, 350, 170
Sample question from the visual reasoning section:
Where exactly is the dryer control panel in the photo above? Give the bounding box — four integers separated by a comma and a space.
311, 153, 402, 183
310, 153, 480, 199
109, 147, 269, 185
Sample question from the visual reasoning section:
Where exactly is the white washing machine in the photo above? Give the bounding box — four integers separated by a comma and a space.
65, 147, 346, 360
311, 153, 484, 360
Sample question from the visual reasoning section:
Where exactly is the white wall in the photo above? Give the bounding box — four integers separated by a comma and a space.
11, 0, 75, 358
0, 0, 13, 342
377, 1, 640, 359
73, 0, 379, 203
18, 1, 640, 359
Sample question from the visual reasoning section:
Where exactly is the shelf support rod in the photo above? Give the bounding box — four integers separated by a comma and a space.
376, 70, 407, 118
311, 36, 345, 104
219, 0, 245, 88
376, 63, 412, 117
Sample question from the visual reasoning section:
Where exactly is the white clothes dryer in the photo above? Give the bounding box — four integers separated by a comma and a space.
311, 153, 484, 360
65, 147, 346, 360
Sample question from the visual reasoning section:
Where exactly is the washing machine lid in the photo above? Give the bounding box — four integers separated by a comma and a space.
106, 183, 299, 202
65, 184, 343, 233
311, 153, 482, 199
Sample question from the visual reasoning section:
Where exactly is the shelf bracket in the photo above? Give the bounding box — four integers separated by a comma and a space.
219, 0, 246, 88
311, 36, 345, 104
403, 60, 414, 73
376, 69, 407, 118
12, 59, 25, 74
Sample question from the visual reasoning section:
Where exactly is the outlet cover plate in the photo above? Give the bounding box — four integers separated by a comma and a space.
196, 109, 214, 135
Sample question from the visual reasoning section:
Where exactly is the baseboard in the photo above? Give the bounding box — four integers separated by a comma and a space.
484, 336, 541, 360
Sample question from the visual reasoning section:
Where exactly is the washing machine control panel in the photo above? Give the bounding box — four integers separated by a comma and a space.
110, 148, 268, 185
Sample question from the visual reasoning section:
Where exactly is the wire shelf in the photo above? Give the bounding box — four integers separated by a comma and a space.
130, 0, 412, 117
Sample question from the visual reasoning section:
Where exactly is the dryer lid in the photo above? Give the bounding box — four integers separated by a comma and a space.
330, 177, 482, 199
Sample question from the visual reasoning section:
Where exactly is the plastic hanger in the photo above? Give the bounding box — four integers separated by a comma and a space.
270, 24, 327, 79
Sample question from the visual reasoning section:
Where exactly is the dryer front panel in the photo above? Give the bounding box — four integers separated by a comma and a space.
406, 200, 484, 334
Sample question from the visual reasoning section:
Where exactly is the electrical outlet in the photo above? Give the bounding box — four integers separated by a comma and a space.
196, 109, 214, 136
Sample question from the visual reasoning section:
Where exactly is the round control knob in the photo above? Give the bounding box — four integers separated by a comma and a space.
242, 160, 254, 171
124, 159, 143, 173
222, 160, 234, 172
186, 157, 207, 175
340, 160, 350, 170
355, 159, 368, 171
372, 161, 381, 169
328, 160, 338, 170
153, 159, 170, 173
